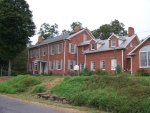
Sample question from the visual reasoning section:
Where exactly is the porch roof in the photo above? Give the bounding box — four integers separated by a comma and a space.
33, 58, 47, 63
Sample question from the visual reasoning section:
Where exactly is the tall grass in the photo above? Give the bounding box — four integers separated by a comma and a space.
51, 75, 150, 113
0, 75, 41, 94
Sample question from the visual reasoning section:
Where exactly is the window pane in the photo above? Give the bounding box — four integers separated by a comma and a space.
140, 52, 147, 66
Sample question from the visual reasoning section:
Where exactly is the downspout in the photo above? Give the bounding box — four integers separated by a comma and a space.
131, 57, 133, 74
77, 46, 78, 65
122, 50, 124, 72
27, 48, 29, 73
63, 40, 66, 75
85, 54, 86, 68
47, 44, 49, 74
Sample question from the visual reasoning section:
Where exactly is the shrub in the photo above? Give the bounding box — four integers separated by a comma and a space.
79, 66, 93, 76
116, 64, 122, 74
31, 84, 46, 94
95, 69, 107, 75
136, 68, 150, 76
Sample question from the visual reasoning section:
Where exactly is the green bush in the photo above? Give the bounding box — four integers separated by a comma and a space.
0, 75, 41, 94
79, 66, 93, 76
136, 68, 150, 76
31, 84, 46, 94
95, 69, 107, 75
116, 64, 122, 74
51, 75, 150, 113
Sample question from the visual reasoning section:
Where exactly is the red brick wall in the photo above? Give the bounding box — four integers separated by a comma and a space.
132, 38, 150, 73
86, 50, 122, 73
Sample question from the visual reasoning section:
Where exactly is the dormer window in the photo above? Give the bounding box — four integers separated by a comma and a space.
111, 40, 116, 47
91, 44, 95, 50
83, 34, 87, 41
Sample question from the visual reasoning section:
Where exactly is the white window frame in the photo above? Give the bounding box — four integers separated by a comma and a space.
42, 47, 46, 56
83, 34, 87, 41
139, 45, 150, 68
58, 43, 63, 54
80, 63, 85, 71
68, 60, 76, 70
34, 64, 38, 71
51, 45, 55, 55
69, 43, 76, 54
91, 44, 95, 50
35, 49, 39, 58
82, 46, 86, 52
90, 61, 95, 71
49, 60, 55, 70
100, 60, 105, 70
111, 40, 116, 47
111, 59, 117, 70
56, 60, 62, 70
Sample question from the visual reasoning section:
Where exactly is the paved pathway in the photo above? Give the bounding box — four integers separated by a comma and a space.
0, 95, 64, 113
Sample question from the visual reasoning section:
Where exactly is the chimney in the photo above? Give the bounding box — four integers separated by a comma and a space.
128, 27, 135, 37
38, 36, 43, 43
74, 26, 80, 32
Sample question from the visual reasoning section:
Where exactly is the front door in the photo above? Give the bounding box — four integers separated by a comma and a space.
41, 62, 47, 74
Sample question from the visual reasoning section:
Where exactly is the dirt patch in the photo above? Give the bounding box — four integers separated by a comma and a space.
0, 76, 13, 82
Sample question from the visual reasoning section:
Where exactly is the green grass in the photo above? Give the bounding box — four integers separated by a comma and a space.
31, 84, 46, 94
0, 75, 41, 94
51, 75, 150, 113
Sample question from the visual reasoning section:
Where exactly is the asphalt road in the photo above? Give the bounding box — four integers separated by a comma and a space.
0, 95, 64, 113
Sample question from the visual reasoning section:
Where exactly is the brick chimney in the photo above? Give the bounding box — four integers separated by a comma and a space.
38, 36, 43, 43
128, 27, 135, 37
74, 26, 80, 32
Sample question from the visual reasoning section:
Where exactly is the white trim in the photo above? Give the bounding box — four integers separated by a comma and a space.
131, 57, 133, 74
122, 50, 124, 71
128, 35, 150, 55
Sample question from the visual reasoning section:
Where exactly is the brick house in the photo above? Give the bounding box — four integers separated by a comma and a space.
80, 27, 140, 73
28, 26, 148, 75
28, 27, 94, 75
128, 36, 150, 74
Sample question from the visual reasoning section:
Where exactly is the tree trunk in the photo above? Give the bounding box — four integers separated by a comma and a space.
8, 59, 11, 76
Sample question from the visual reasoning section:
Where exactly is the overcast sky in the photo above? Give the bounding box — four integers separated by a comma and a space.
25, 0, 150, 44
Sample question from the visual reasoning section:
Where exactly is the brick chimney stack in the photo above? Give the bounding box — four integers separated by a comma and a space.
128, 27, 135, 37
74, 26, 80, 32
38, 36, 43, 43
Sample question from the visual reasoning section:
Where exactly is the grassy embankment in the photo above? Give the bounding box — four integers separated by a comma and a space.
51, 75, 150, 113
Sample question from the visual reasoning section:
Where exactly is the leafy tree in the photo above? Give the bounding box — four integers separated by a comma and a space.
70, 21, 82, 30
61, 29, 70, 35
92, 19, 127, 39
92, 24, 112, 40
0, 0, 36, 76
38, 23, 59, 39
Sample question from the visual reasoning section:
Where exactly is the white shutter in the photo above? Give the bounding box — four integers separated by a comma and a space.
74, 45, 77, 54
69, 43, 71, 53
68, 60, 70, 69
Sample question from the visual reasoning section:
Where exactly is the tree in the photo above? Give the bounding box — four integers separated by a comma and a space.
61, 29, 70, 35
38, 23, 59, 39
70, 21, 82, 30
92, 19, 127, 40
0, 0, 36, 76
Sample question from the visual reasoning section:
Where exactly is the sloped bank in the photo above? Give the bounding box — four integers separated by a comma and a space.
51, 75, 150, 113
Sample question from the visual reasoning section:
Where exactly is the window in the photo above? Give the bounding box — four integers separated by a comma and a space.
100, 60, 105, 70
56, 60, 62, 70
91, 44, 95, 50
49, 60, 55, 70
58, 43, 63, 54
80, 63, 85, 71
34, 63, 38, 71
35, 49, 39, 58
69, 43, 76, 54
90, 61, 95, 71
130, 42, 133, 47
111, 59, 117, 70
42, 47, 46, 56
30, 50, 34, 58
111, 40, 116, 47
140, 45, 150, 67
83, 34, 87, 41
51, 45, 55, 55
68, 60, 76, 70
82, 46, 86, 52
